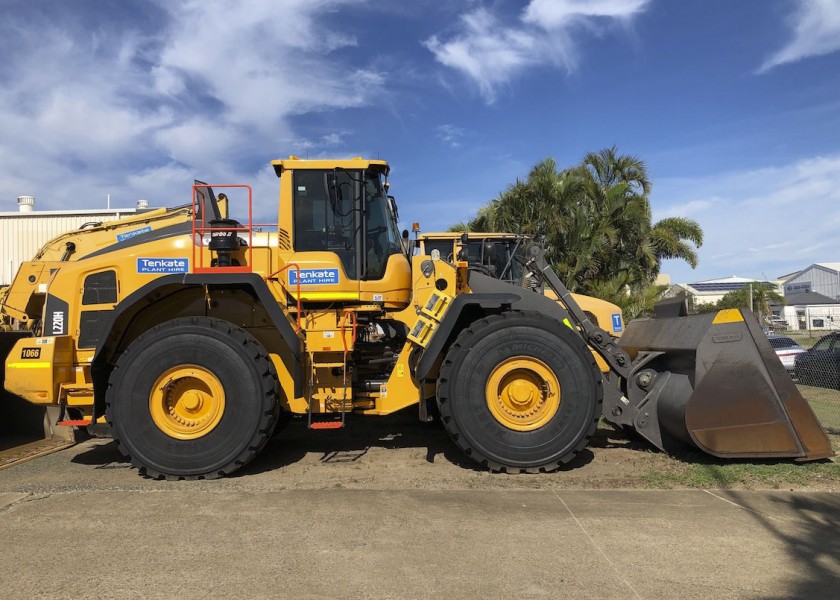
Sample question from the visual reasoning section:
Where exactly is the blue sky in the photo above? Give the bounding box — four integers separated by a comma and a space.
1, 0, 839, 283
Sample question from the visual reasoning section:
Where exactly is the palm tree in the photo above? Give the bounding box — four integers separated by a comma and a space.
456, 148, 704, 303
715, 283, 783, 321
750, 283, 784, 321
581, 146, 651, 196
650, 217, 704, 272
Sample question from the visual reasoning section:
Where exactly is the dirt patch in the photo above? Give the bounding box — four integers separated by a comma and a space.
4, 411, 836, 493
225, 413, 839, 491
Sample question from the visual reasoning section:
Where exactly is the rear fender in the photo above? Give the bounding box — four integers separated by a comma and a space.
90, 274, 303, 411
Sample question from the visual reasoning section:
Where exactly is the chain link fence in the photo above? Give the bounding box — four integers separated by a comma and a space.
779, 333, 840, 435
755, 276, 840, 435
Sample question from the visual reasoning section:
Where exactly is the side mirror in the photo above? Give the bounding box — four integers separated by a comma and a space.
327, 172, 339, 206
402, 229, 409, 240
388, 195, 399, 221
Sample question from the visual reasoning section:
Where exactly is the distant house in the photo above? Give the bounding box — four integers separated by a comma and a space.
770, 291, 840, 331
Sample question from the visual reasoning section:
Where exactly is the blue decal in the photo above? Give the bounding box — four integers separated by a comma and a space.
117, 226, 152, 243
137, 257, 189, 274
611, 313, 623, 333
288, 268, 340, 286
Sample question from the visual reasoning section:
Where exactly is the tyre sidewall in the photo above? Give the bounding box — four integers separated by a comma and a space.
441, 314, 601, 469
108, 321, 274, 477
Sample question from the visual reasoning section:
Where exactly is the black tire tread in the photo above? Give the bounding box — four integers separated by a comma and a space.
105, 316, 280, 480
437, 311, 603, 473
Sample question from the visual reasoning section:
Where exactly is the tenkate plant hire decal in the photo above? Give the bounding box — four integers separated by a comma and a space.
288, 268, 340, 286
117, 226, 152, 242
137, 257, 189, 274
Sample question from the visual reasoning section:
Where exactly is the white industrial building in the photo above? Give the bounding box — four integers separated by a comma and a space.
664, 276, 783, 307
781, 263, 840, 301
770, 292, 840, 331
664, 264, 840, 332
1, 195, 147, 286
769, 263, 840, 331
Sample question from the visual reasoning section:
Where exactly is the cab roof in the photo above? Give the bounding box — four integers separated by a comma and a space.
418, 232, 520, 240
272, 156, 389, 177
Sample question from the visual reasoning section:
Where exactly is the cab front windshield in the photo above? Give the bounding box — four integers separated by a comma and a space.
364, 173, 402, 279
466, 238, 524, 284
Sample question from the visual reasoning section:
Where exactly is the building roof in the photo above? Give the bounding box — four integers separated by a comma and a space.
687, 276, 776, 294
0, 208, 138, 218
694, 276, 758, 284
815, 262, 840, 273
782, 291, 840, 306
783, 263, 840, 281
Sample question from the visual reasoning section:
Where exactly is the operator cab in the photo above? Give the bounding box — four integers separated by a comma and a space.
418, 233, 524, 285
274, 157, 411, 307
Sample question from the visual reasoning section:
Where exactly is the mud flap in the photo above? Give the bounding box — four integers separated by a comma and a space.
615, 308, 834, 460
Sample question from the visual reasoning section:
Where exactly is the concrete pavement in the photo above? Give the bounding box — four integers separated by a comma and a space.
1, 423, 838, 600
1, 484, 838, 599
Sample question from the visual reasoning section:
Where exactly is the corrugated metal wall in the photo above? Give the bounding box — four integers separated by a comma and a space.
785, 265, 840, 300
0, 211, 135, 285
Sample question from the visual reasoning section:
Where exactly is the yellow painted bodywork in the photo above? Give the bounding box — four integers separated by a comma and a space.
713, 308, 745, 324
1, 157, 600, 425
417, 232, 624, 373
5, 336, 75, 404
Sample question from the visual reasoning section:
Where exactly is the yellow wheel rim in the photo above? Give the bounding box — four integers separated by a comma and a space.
149, 365, 225, 440
485, 356, 561, 431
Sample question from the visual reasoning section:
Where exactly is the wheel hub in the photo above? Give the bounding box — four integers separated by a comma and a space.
149, 365, 225, 439
486, 356, 561, 431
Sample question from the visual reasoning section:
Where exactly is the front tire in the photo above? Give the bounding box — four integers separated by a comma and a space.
106, 317, 280, 480
436, 312, 602, 473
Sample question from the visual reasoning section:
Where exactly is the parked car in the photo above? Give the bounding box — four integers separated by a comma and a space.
766, 317, 788, 332
794, 332, 840, 390
767, 334, 807, 375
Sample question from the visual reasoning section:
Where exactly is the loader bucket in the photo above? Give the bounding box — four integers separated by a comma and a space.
0, 331, 74, 468
619, 308, 834, 460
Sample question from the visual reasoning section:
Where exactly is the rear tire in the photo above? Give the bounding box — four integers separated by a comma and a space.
106, 317, 280, 480
436, 312, 602, 473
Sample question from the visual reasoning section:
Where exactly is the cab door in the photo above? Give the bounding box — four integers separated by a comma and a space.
287, 169, 362, 302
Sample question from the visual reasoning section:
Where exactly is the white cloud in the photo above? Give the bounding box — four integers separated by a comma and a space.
660, 198, 714, 218
0, 0, 383, 213
759, 0, 840, 73
435, 124, 468, 148
424, 0, 650, 102
653, 154, 840, 282
523, 0, 650, 28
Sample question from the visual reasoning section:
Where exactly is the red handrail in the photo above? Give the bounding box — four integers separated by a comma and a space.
191, 183, 254, 273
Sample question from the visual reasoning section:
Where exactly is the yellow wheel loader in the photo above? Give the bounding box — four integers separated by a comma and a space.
0, 157, 833, 479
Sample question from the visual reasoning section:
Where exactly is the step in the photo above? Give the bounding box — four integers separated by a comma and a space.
309, 421, 344, 430
56, 419, 93, 427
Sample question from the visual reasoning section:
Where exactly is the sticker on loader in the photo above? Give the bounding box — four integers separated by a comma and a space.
288, 268, 339, 286
611, 313, 623, 333
117, 226, 152, 243
137, 258, 189, 274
